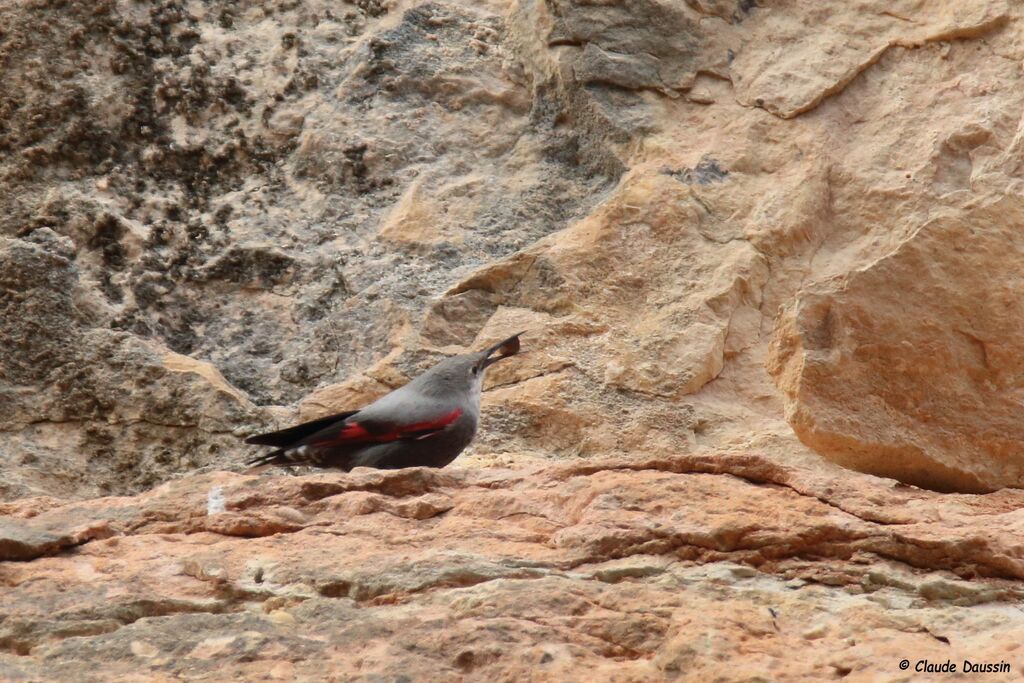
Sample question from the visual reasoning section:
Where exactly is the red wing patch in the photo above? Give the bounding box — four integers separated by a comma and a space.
313, 408, 462, 447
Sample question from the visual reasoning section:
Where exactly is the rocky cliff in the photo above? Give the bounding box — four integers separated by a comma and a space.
3, 0, 1024, 679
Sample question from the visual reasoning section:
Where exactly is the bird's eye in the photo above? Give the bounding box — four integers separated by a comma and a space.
471, 365, 479, 376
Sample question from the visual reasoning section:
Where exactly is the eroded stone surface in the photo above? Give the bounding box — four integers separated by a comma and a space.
770, 196, 1024, 493
1, 0, 614, 497
729, 0, 1010, 118
3, 460, 1024, 679
5, 0, 1024, 678
4, 0, 1023, 496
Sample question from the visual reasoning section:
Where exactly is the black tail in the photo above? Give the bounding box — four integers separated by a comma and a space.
245, 448, 290, 467
245, 410, 359, 448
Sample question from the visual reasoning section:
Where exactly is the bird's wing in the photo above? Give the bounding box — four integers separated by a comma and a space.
245, 410, 361, 447
303, 408, 464, 448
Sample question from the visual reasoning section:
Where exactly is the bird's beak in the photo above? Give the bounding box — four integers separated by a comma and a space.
480, 331, 524, 370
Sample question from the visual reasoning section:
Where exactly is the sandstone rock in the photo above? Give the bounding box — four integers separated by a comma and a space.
4, 0, 1024, 677
0, 235, 259, 500
2, 459, 1024, 678
770, 195, 1024, 493
377, 179, 457, 250
730, 0, 1010, 118
0, 0, 612, 498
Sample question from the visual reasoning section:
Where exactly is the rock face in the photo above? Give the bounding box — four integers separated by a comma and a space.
770, 196, 1024, 493
4, 0, 1024, 678
1, 0, 611, 498
4, 457, 1024, 680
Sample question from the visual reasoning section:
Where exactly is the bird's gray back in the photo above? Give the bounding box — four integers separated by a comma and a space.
357, 378, 480, 426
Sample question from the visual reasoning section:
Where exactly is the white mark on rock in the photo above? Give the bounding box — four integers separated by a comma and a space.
207, 485, 226, 515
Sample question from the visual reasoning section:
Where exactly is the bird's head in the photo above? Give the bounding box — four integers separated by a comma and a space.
418, 332, 524, 398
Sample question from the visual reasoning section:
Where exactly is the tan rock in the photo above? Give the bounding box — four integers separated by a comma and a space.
730, 0, 1009, 118
2, 459, 1024, 678
5, 0, 1024, 677
433, 168, 768, 404
377, 179, 458, 249
769, 195, 1024, 492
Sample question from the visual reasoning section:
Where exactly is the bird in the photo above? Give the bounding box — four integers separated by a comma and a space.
244, 332, 523, 471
